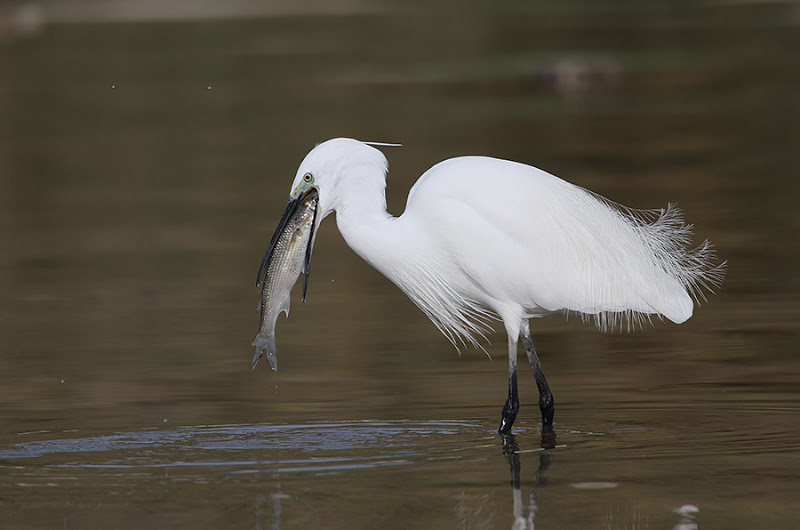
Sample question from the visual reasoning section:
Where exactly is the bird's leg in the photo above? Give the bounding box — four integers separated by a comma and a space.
520, 321, 554, 426
498, 334, 520, 434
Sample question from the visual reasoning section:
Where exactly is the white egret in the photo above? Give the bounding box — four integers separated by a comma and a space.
257, 138, 725, 433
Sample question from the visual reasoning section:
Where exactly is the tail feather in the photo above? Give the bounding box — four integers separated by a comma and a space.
583, 196, 726, 330
251, 333, 278, 372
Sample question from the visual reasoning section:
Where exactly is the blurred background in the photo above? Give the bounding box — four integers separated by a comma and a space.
0, 0, 798, 528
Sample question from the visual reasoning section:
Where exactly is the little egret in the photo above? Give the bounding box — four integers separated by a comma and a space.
257, 138, 725, 433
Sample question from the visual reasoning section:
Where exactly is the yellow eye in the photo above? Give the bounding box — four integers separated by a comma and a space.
303, 173, 313, 183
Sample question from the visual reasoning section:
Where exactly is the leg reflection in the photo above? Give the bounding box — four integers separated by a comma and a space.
254, 487, 283, 530
501, 433, 553, 530
540, 423, 556, 450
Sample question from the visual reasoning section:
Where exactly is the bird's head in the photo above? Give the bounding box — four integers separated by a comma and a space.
287, 137, 390, 222
256, 138, 392, 299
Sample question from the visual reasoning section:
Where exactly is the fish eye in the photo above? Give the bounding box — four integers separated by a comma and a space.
303, 173, 313, 183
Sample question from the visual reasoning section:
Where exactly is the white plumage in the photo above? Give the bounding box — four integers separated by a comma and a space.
271, 137, 725, 433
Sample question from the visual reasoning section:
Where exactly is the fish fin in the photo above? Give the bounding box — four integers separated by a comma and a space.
251, 333, 278, 372
250, 348, 262, 372
279, 291, 291, 317
256, 292, 262, 312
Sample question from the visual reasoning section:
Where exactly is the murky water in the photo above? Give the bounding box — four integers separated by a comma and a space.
1, 1, 799, 528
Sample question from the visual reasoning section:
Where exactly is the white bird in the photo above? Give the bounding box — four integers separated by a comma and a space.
258, 137, 725, 433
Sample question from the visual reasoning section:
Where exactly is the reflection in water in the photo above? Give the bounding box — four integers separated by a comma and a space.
254, 487, 283, 530
496, 429, 703, 530
539, 425, 556, 452
502, 433, 552, 530
0, 0, 797, 527
672, 505, 700, 530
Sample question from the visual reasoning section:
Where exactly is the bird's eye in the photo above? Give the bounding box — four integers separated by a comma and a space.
303, 173, 313, 183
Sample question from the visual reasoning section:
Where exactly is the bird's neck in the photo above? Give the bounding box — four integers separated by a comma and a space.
333, 175, 403, 274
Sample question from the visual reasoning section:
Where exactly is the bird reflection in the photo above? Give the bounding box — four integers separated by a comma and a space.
254, 487, 283, 530
502, 429, 554, 530
672, 504, 700, 530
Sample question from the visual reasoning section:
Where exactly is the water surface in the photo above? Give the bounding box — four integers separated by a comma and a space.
1, 1, 798, 528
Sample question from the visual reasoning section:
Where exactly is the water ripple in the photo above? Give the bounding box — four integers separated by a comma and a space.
0, 421, 482, 475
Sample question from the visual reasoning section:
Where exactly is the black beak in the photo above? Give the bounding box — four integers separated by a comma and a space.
256, 188, 319, 301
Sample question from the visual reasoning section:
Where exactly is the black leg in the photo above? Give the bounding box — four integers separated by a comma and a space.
498, 334, 519, 434
520, 321, 555, 426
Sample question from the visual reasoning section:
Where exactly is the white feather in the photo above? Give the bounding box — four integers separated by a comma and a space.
291, 138, 725, 348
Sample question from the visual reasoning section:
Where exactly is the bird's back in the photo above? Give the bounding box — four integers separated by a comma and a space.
403, 156, 722, 330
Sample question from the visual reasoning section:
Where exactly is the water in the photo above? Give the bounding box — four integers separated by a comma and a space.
1, 1, 798, 528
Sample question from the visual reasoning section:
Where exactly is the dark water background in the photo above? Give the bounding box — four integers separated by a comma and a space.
1, 1, 798, 528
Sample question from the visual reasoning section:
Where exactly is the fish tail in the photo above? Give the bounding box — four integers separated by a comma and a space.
251, 333, 278, 372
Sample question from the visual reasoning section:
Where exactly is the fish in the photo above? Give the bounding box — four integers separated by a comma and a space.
251, 188, 319, 372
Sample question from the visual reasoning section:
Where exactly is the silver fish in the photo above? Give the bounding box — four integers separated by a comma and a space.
252, 188, 319, 371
